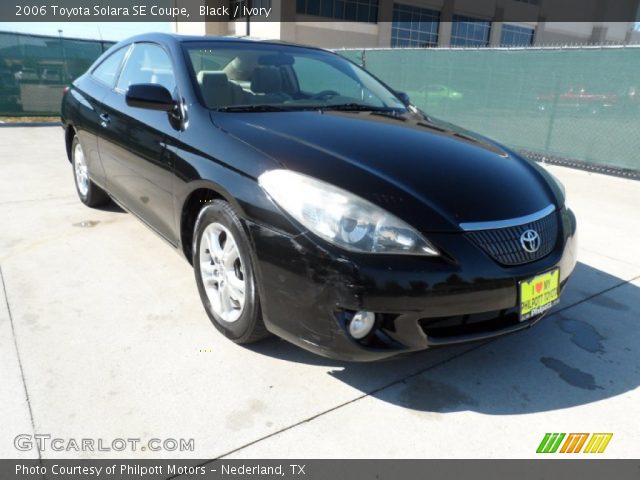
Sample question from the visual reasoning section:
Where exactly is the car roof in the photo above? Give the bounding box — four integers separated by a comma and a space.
115, 32, 329, 53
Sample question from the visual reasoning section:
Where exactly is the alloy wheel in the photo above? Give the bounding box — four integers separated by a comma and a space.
199, 222, 246, 323
73, 142, 89, 197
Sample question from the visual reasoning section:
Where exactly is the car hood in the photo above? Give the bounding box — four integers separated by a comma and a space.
211, 110, 557, 233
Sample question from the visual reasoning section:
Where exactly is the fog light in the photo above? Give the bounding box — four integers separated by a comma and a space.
348, 311, 376, 339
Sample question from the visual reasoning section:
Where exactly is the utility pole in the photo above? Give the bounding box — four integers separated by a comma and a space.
58, 29, 68, 82
246, 0, 252, 37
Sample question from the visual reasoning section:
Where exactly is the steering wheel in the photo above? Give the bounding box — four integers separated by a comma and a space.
310, 90, 340, 101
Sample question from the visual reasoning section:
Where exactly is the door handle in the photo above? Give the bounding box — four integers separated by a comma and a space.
99, 113, 110, 127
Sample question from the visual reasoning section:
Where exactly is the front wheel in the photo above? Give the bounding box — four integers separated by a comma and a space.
71, 135, 109, 207
193, 200, 270, 344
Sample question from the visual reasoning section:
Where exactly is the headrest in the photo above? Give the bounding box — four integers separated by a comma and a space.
197, 71, 229, 88
197, 71, 235, 109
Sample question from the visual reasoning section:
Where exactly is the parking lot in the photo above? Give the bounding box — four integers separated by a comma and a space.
1, 125, 638, 459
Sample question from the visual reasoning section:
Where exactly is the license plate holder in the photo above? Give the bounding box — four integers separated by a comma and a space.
519, 268, 560, 321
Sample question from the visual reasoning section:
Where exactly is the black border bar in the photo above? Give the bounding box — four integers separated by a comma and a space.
3, 459, 640, 480
2, 0, 640, 23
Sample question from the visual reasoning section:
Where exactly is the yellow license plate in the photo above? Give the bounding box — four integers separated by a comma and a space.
519, 268, 560, 321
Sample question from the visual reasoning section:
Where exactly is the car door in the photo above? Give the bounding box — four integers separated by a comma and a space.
98, 42, 179, 244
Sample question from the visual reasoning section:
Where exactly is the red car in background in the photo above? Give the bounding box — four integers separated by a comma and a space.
537, 86, 618, 114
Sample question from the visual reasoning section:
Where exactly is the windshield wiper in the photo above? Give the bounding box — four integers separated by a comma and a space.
216, 103, 404, 114
318, 103, 399, 112
216, 105, 293, 112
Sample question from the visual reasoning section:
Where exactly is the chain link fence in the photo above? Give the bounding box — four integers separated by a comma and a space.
339, 46, 640, 176
0, 31, 114, 116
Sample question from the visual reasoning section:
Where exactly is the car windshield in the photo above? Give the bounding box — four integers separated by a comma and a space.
183, 41, 407, 112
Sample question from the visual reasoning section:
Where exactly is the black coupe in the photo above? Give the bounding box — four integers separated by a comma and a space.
61, 34, 577, 361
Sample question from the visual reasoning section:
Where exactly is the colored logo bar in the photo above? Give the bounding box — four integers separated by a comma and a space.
537, 433, 612, 453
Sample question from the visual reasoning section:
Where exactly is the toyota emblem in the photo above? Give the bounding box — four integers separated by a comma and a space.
520, 229, 541, 253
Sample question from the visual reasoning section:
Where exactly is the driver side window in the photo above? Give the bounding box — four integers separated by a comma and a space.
116, 43, 176, 94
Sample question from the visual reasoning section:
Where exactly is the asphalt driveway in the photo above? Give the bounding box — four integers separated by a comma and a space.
1, 126, 638, 459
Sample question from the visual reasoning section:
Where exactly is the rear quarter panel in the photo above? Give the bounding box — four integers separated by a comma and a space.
62, 74, 110, 188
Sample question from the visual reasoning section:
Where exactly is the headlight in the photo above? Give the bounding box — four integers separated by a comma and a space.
259, 169, 438, 256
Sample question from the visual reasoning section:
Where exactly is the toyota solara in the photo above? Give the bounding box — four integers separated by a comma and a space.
61, 34, 577, 361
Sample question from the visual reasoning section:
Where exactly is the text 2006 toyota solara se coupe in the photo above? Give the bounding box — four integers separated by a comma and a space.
61, 34, 577, 361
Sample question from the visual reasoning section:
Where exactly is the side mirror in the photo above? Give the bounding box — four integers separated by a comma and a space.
396, 91, 411, 106
126, 83, 175, 112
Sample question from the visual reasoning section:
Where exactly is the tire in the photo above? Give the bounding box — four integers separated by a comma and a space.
71, 135, 109, 207
193, 200, 270, 344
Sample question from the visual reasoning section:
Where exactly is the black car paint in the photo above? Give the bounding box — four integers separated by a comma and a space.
61, 33, 577, 361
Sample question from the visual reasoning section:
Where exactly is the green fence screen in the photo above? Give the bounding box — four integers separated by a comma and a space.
1, 35, 638, 173
0, 31, 114, 116
339, 47, 640, 173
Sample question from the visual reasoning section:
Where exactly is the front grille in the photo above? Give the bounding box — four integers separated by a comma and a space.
467, 212, 558, 266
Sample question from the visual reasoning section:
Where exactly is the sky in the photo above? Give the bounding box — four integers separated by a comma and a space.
0, 22, 171, 42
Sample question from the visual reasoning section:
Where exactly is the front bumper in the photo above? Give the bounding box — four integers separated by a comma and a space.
247, 207, 578, 361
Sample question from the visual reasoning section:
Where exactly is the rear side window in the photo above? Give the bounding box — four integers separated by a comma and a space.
91, 47, 129, 88
116, 43, 176, 93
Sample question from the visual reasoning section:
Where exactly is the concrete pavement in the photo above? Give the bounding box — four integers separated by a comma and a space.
1, 126, 638, 460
